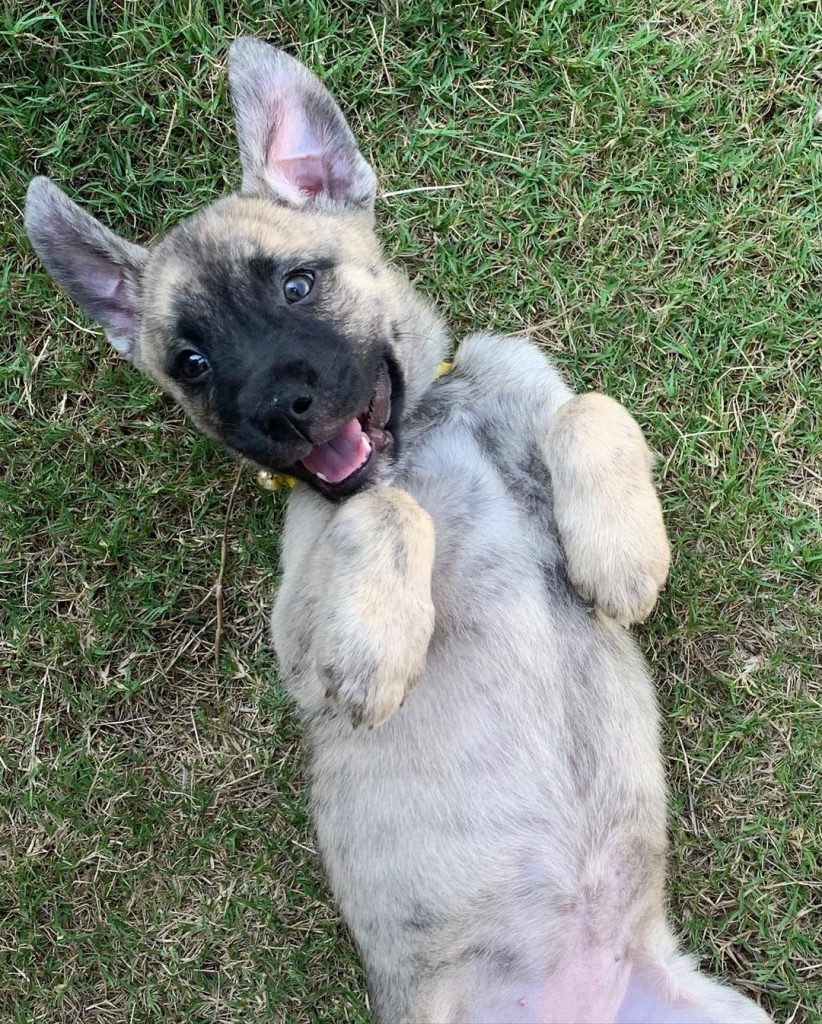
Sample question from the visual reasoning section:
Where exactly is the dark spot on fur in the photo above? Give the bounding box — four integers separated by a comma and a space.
317, 644, 382, 728
372, 499, 410, 576
375, 496, 404, 531
474, 420, 503, 461
412, 389, 454, 430
404, 372, 469, 440
507, 446, 555, 515
314, 703, 336, 722
465, 550, 515, 601
568, 744, 596, 797
557, 636, 604, 796
291, 630, 311, 663
402, 901, 442, 933
319, 661, 344, 692
458, 943, 525, 978
538, 556, 568, 596
330, 528, 362, 563
539, 554, 591, 611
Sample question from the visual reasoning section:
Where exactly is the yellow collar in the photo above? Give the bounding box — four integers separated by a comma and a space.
256, 360, 454, 492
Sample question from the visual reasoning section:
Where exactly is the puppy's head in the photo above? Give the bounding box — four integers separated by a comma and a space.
25, 39, 447, 499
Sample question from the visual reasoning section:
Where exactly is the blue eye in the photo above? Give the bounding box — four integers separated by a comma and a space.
176, 349, 210, 382
283, 269, 315, 302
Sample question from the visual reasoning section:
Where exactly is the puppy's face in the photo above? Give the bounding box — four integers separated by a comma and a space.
24, 39, 446, 499
139, 196, 407, 497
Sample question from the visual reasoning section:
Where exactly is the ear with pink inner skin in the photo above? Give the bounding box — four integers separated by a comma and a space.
24, 177, 148, 363
228, 38, 377, 213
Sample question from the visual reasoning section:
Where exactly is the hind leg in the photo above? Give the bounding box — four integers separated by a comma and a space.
416, 923, 772, 1024
418, 953, 771, 1024
617, 927, 772, 1024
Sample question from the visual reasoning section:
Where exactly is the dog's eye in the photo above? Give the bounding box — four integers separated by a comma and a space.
176, 349, 210, 382
283, 270, 315, 303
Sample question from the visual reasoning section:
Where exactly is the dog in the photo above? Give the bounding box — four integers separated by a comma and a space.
25, 37, 773, 1024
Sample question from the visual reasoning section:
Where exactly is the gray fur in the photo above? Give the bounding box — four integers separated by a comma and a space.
271, 333, 771, 1022
276, 338, 659, 1019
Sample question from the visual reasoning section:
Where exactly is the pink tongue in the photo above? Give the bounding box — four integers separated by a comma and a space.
300, 418, 372, 484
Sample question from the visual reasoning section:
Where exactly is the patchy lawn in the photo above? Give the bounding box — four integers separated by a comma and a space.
2, 1, 819, 1021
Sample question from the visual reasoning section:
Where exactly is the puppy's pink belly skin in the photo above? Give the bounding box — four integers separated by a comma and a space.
458, 945, 630, 1024
540, 946, 630, 1024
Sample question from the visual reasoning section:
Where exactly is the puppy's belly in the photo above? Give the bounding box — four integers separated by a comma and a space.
453, 950, 630, 1024
429, 890, 636, 1024
307, 567, 666, 1024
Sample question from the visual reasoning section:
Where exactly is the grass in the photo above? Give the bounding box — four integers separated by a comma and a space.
1, 1, 819, 1021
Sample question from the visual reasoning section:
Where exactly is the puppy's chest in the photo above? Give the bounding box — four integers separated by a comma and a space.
394, 402, 569, 616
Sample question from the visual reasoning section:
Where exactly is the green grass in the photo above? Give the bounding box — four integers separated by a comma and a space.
1, 1, 819, 1021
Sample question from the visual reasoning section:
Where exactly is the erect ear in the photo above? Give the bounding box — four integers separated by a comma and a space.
228, 38, 377, 214
24, 177, 148, 363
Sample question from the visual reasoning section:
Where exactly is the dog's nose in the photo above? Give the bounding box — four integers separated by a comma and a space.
255, 387, 315, 442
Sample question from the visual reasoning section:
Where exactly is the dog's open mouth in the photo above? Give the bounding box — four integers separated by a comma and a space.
299, 361, 393, 495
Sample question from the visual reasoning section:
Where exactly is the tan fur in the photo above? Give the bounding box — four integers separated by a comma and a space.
544, 393, 671, 626
313, 486, 436, 727
140, 196, 381, 375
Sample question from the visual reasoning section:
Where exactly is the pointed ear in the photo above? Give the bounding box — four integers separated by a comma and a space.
228, 38, 377, 214
24, 177, 149, 362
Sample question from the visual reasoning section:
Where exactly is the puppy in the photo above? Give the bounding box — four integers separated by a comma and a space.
25, 38, 772, 1023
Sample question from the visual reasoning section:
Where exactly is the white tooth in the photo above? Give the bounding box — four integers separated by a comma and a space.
316, 472, 329, 482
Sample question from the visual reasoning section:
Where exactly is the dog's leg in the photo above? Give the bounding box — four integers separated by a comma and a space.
310, 485, 436, 729
544, 393, 671, 626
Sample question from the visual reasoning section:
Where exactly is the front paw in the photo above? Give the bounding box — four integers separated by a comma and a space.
314, 486, 437, 727
316, 593, 435, 728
